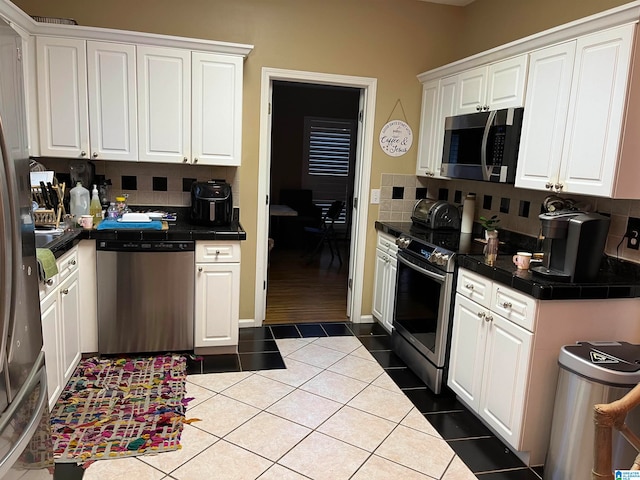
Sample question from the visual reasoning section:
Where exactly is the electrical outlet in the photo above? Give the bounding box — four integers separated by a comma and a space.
626, 217, 640, 250
371, 189, 380, 204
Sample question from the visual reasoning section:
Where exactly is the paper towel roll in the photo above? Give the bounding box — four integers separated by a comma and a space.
461, 194, 475, 233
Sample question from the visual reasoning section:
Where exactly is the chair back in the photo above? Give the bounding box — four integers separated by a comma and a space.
326, 200, 344, 223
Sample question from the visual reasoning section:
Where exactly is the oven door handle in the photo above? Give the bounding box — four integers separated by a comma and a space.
397, 253, 446, 283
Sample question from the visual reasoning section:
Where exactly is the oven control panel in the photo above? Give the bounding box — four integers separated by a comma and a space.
396, 235, 455, 271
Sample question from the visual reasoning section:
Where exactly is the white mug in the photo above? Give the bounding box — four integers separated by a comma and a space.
512, 252, 532, 270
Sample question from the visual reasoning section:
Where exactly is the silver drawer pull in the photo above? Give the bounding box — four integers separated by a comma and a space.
198, 266, 203, 273
485, 315, 493, 322
46, 279, 54, 286
61, 289, 69, 295
465, 284, 474, 290
477, 312, 485, 318
502, 302, 512, 309
69, 259, 76, 266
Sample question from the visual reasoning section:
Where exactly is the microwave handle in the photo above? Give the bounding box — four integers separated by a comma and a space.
480, 109, 497, 181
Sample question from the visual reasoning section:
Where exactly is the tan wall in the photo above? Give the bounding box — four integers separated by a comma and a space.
13, 0, 462, 320
458, 0, 631, 58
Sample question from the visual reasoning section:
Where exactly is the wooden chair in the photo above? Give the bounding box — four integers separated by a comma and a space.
593, 384, 640, 479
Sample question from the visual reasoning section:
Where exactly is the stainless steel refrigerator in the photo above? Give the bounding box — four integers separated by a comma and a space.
0, 15, 53, 479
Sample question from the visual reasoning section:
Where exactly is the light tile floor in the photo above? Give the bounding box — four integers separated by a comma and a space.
82, 336, 478, 480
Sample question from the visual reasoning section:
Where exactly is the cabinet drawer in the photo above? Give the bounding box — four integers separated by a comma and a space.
456, 268, 491, 308
196, 242, 240, 263
56, 249, 78, 282
491, 284, 537, 332
377, 232, 398, 258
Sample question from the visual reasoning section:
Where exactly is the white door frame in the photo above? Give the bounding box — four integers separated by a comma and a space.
254, 67, 377, 326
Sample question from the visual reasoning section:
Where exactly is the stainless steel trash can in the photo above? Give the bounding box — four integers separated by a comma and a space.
545, 341, 640, 479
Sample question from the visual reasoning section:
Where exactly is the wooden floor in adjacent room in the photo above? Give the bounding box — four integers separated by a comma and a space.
265, 241, 349, 324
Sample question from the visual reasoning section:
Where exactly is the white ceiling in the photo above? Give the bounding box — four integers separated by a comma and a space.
418, 0, 476, 6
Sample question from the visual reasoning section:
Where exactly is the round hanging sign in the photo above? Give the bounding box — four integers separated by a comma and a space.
379, 120, 413, 157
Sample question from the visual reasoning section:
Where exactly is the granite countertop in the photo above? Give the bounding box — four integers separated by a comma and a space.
375, 220, 640, 301
43, 206, 246, 258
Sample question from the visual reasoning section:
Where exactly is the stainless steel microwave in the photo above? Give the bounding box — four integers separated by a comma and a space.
440, 107, 524, 183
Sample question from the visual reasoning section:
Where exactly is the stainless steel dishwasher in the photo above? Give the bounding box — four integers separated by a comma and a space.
96, 240, 195, 354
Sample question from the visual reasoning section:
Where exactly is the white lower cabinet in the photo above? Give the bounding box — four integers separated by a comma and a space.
372, 232, 397, 333
449, 267, 640, 466
40, 247, 82, 409
194, 241, 240, 349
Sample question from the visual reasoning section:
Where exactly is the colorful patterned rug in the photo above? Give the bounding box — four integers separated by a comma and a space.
50, 355, 191, 463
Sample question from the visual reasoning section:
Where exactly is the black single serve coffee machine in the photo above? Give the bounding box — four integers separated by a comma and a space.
531, 211, 610, 283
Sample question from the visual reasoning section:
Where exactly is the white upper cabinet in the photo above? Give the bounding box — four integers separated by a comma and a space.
192, 53, 242, 166
36, 37, 89, 158
87, 41, 138, 161
559, 25, 634, 197
515, 42, 576, 192
455, 55, 527, 115
138, 47, 243, 166
37, 37, 138, 160
416, 75, 456, 178
137, 46, 190, 164
516, 24, 634, 197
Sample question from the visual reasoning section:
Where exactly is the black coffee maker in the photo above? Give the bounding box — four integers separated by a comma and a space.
531, 211, 610, 282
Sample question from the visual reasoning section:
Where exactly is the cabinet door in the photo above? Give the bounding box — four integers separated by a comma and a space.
515, 42, 576, 191
137, 46, 190, 163
40, 292, 62, 409
559, 24, 634, 197
87, 41, 138, 161
416, 79, 439, 177
456, 66, 487, 115
382, 258, 397, 334
194, 263, 240, 347
486, 55, 528, 110
435, 75, 457, 177
192, 52, 242, 166
372, 248, 387, 325
59, 271, 81, 384
479, 313, 533, 449
447, 294, 488, 411
36, 37, 89, 158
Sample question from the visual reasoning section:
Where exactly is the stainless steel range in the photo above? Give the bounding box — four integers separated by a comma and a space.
391, 226, 459, 394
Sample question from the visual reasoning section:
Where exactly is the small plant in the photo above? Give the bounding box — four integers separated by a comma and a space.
479, 214, 500, 232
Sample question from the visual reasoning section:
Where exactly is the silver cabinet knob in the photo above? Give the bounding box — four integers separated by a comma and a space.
476, 105, 482, 111
215, 250, 220, 256
193, 158, 198, 164
555, 183, 564, 191
477, 311, 486, 318
80, 151, 87, 157
92, 152, 98, 158
61, 288, 69, 295
46, 278, 54, 286
465, 283, 474, 290
183, 157, 188, 163
484, 105, 490, 111
545, 182, 553, 189
198, 266, 203, 273
485, 315, 493, 322
502, 302, 512, 309
69, 259, 76, 266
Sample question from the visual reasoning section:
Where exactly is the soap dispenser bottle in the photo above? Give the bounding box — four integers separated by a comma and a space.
69, 182, 90, 221
90, 184, 102, 225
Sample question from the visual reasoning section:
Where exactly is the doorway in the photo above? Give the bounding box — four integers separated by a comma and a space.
266, 82, 359, 324
254, 68, 377, 327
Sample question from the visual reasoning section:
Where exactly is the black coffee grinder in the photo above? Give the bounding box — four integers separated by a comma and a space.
531, 211, 610, 282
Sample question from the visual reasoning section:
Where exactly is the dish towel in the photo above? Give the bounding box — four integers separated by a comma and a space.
96, 219, 164, 230
36, 248, 58, 281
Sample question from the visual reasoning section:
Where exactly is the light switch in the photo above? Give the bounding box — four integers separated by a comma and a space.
371, 189, 380, 204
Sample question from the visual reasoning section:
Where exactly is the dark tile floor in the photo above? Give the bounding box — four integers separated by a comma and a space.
54, 322, 545, 479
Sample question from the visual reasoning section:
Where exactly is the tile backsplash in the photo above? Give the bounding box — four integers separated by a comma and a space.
35, 158, 239, 207
378, 173, 640, 265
